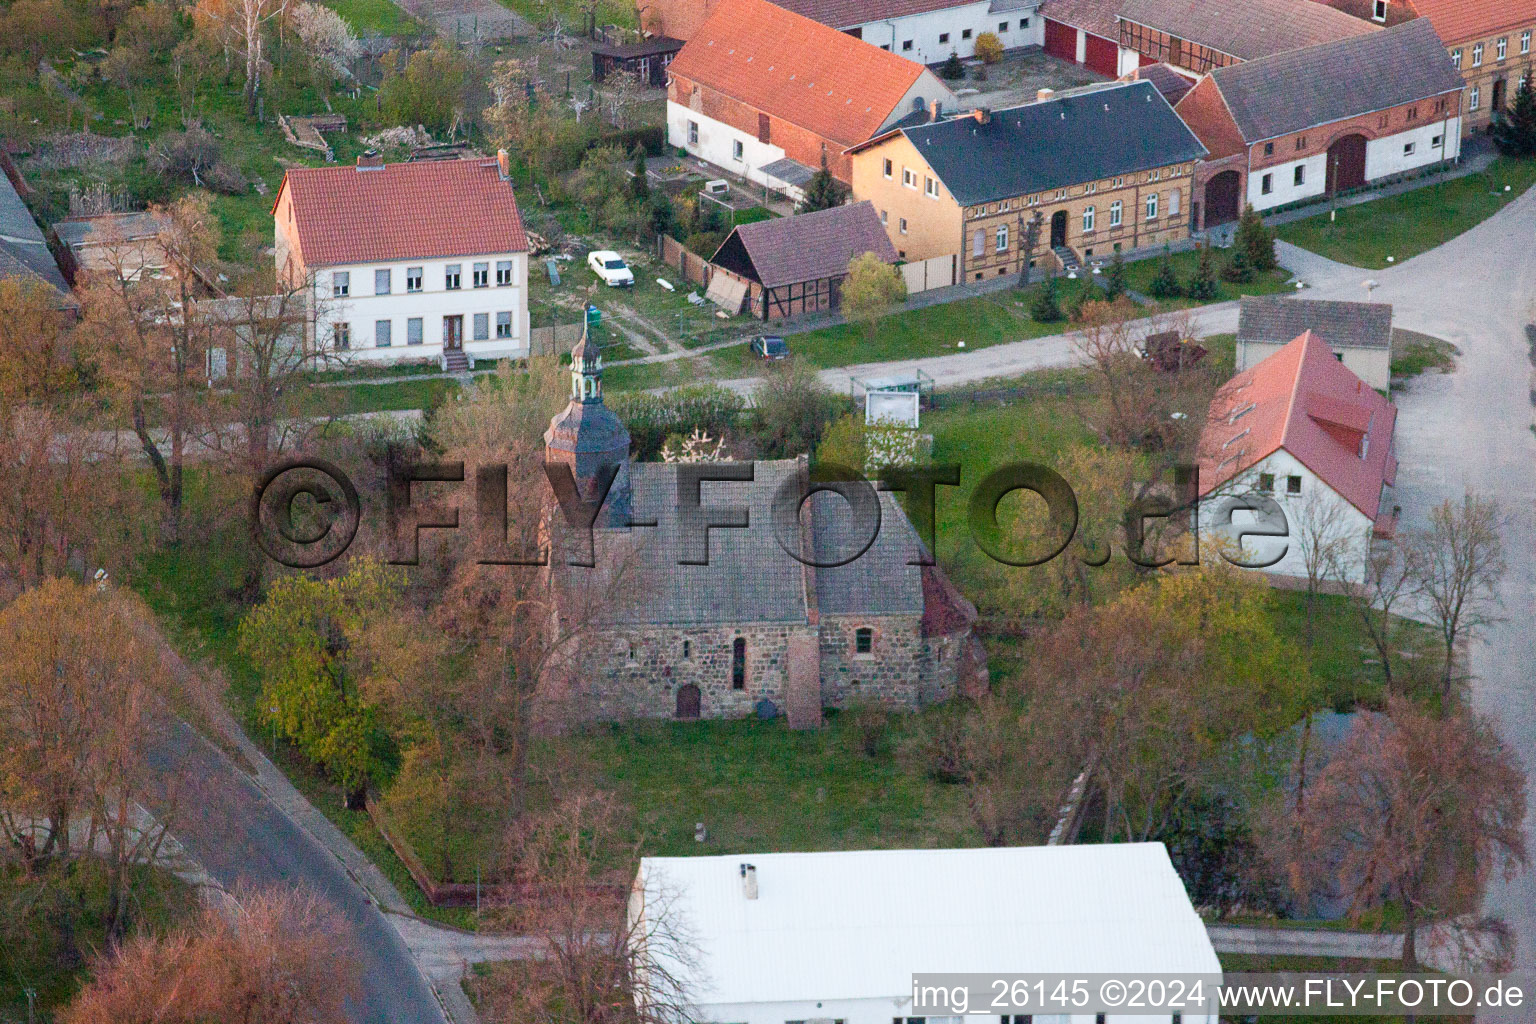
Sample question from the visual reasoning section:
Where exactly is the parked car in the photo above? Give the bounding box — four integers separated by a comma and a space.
750, 335, 789, 360
588, 250, 635, 287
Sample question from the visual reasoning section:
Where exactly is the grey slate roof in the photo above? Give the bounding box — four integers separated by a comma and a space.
898, 82, 1207, 207
1117, 0, 1378, 61
1210, 19, 1464, 141
590, 460, 925, 626
1238, 296, 1393, 350
53, 210, 168, 248
1039, 0, 1122, 38
759, 157, 817, 188
0, 170, 72, 304
722, 201, 897, 289
1134, 63, 1196, 105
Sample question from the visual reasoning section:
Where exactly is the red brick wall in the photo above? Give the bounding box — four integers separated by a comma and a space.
669, 72, 856, 181
642, 0, 719, 40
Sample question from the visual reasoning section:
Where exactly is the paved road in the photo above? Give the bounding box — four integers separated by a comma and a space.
149, 720, 447, 1024
1270, 191, 1536, 1018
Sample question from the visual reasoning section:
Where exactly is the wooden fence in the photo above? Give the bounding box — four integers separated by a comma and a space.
900, 253, 956, 294
529, 322, 585, 357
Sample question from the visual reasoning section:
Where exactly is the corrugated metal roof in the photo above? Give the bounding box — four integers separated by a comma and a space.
634, 844, 1221, 1007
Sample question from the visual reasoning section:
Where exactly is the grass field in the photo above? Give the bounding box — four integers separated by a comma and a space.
1276, 157, 1536, 270
1390, 328, 1459, 380
321, 0, 422, 34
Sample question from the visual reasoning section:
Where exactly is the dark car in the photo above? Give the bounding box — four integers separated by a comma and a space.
750, 335, 789, 360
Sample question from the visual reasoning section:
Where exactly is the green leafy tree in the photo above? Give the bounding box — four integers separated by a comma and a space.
973, 31, 1003, 63
238, 559, 404, 805
1147, 250, 1183, 300
1187, 244, 1221, 297
380, 44, 472, 134
629, 144, 651, 201
1491, 76, 1536, 157
940, 51, 964, 79
1030, 275, 1063, 322
1233, 204, 1277, 272
1102, 250, 1127, 300
797, 156, 849, 213
749, 358, 840, 458
1219, 240, 1253, 284
841, 252, 907, 340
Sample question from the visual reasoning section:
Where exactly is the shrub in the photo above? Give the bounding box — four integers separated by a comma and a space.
940, 51, 964, 79
1186, 245, 1220, 298
1147, 251, 1183, 299
844, 700, 892, 758
1029, 276, 1063, 322
747, 358, 843, 458
608, 383, 746, 460
1219, 242, 1253, 284
973, 31, 1004, 63
682, 230, 724, 258
1102, 251, 1127, 300
1233, 204, 1277, 272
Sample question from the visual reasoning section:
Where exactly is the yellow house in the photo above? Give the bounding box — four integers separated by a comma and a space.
849, 81, 1208, 280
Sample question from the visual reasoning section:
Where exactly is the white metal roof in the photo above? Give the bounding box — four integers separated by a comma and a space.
633, 843, 1221, 1007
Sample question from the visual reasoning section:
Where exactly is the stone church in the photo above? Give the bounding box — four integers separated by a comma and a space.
541, 334, 987, 729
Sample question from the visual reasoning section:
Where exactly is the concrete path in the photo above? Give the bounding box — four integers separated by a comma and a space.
1272, 185, 1536, 1022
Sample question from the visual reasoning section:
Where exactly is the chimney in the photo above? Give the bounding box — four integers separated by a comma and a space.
497, 148, 512, 180
972, 106, 991, 125
1036, 87, 1055, 103
356, 149, 383, 169
929, 98, 943, 121
740, 863, 758, 900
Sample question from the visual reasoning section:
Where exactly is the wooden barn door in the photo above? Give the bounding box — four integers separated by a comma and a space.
1326, 135, 1368, 194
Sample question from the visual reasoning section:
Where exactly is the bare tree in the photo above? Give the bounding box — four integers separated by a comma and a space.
1291, 699, 1527, 968
193, 0, 288, 116
62, 885, 362, 1022
1288, 486, 1358, 642
1353, 532, 1420, 693
1409, 493, 1505, 698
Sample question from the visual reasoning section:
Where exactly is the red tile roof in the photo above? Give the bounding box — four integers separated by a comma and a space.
273, 158, 528, 268
1198, 330, 1397, 518
1401, 0, 1536, 45
666, 0, 936, 147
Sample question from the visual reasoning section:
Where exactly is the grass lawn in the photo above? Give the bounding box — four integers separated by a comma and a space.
321, 0, 422, 34
0, 862, 200, 1019
1390, 328, 1459, 380
1276, 156, 1536, 270
1122, 247, 1294, 307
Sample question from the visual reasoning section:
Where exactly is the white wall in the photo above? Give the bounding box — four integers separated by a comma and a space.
312, 254, 530, 365
668, 101, 793, 192
1237, 339, 1391, 392
1364, 117, 1462, 179
1201, 448, 1376, 584
849, 0, 1043, 61
1247, 154, 1328, 211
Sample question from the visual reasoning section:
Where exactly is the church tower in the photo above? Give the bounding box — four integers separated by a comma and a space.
543, 326, 632, 527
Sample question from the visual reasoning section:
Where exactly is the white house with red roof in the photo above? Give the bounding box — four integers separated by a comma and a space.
271, 152, 530, 369
1197, 330, 1398, 584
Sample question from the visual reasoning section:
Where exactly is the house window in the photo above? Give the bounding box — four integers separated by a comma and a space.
375, 268, 391, 294
731, 637, 746, 689
1407, 105, 1418, 120
925, 176, 938, 198
902, 39, 913, 50
1432, 133, 1444, 148
407, 267, 422, 292
1287, 475, 1302, 494
995, 225, 1008, 251
1295, 135, 1307, 150
973, 228, 985, 257
333, 322, 350, 350
903, 168, 916, 188
1472, 42, 1483, 66
473, 312, 489, 341
1294, 165, 1305, 186
939, 32, 949, 43
1263, 142, 1274, 156
473, 262, 488, 288
1522, 30, 1531, 54
1145, 192, 1158, 219
1112, 176, 1123, 187
445, 264, 462, 289
1168, 188, 1180, 216
1372, 0, 1386, 20
1261, 173, 1274, 195
1109, 201, 1122, 226
496, 311, 512, 338
733, 138, 744, 160
998, 21, 1008, 31
687, 120, 699, 145
332, 271, 349, 297
375, 319, 391, 347
1085, 181, 1096, 194
962, 27, 971, 38
1021, 16, 1029, 26
1082, 205, 1095, 232
883, 158, 893, 178
682, 639, 692, 659
1451, 48, 1462, 69
758, 112, 770, 143
855, 627, 873, 655
1404, 141, 1416, 156
1258, 472, 1275, 492
899, 217, 908, 234
1498, 36, 1508, 60
407, 317, 423, 345
1471, 85, 1481, 109
496, 260, 513, 286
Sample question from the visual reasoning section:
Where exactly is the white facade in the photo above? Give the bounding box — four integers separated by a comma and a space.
850, 1, 1044, 62
1247, 117, 1463, 212
1201, 448, 1376, 584
309, 255, 530, 366
630, 845, 1221, 1024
